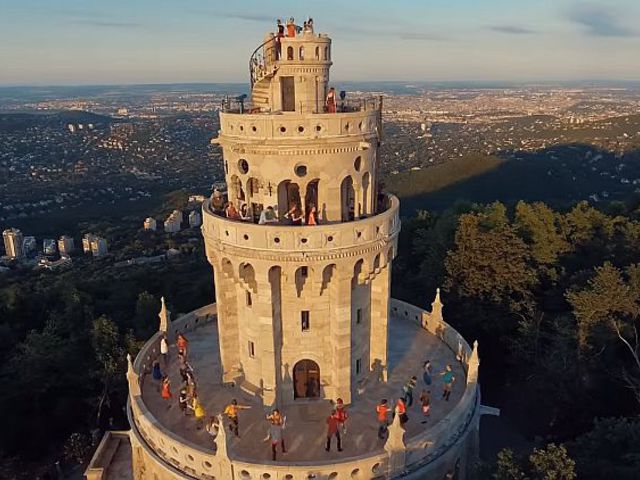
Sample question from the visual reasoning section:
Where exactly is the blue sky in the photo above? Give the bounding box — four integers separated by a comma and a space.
0, 0, 638, 85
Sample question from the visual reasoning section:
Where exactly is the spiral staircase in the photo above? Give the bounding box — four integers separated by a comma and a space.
249, 38, 279, 110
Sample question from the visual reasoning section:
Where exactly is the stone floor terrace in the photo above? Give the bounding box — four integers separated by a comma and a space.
141, 315, 465, 464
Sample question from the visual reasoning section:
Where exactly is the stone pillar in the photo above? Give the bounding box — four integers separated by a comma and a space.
369, 264, 389, 381
330, 264, 353, 403
158, 296, 170, 334
467, 340, 480, 384
384, 412, 406, 477
215, 414, 234, 479
213, 264, 241, 383
126, 354, 140, 397
254, 271, 278, 406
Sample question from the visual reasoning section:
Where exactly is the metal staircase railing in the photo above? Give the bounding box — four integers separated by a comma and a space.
249, 37, 278, 89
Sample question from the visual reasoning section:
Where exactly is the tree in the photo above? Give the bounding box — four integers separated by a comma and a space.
566, 263, 640, 403
92, 316, 126, 425
529, 444, 576, 480
445, 203, 538, 314
514, 201, 571, 266
571, 417, 640, 479
491, 444, 576, 480
133, 291, 159, 338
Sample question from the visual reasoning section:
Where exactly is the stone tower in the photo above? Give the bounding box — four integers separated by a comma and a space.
203, 25, 399, 406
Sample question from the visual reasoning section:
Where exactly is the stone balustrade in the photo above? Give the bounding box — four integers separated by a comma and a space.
201, 195, 400, 257
127, 298, 480, 480
219, 107, 379, 141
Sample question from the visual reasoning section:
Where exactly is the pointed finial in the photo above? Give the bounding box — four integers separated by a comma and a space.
385, 409, 407, 475
126, 353, 140, 396
431, 287, 443, 322
159, 296, 170, 333
215, 414, 229, 458
467, 340, 480, 385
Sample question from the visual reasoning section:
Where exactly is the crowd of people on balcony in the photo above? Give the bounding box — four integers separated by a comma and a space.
210, 188, 323, 226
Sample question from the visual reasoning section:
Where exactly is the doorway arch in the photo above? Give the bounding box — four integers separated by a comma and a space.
293, 359, 320, 399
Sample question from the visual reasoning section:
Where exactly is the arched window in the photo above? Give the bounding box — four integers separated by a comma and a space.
340, 175, 355, 221
287, 46, 294, 61
324, 46, 329, 60
315, 46, 320, 60
299, 46, 305, 60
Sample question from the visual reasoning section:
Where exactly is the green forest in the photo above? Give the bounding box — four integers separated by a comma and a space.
393, 199, 640, 479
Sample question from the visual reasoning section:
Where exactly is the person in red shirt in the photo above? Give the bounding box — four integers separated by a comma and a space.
286, 17, 296, 37
325, 410, 342, 452
376, 399, 390, 439
334, 398, 348, 434
176, 333, 189, 357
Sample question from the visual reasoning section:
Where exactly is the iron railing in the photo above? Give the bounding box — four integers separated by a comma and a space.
249, 37, 278, 89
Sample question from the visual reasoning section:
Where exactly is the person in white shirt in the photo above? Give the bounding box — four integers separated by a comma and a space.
160, 335, 169, 366
259, 206, 279, 225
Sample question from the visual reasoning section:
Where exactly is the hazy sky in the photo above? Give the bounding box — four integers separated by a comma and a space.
0, 0, 638, 85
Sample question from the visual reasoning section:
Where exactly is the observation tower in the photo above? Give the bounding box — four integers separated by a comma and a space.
86, 21, 494, 480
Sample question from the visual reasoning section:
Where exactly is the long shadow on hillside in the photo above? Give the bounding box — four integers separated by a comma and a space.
398, 144, 640, 214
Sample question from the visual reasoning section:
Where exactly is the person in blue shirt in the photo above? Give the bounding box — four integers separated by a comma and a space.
440, 365, 456, 401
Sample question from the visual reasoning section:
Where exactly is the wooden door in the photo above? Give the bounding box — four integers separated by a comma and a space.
293, 359, 320, 399
281, 76, 295, 112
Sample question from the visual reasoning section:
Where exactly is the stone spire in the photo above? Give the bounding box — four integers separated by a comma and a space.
158, 296, 170, 333
431, 287, 443, 322
384, 410, 406, 476
126, 353, 140, 396
467, 340, 480, 385
215, 414, 233, 477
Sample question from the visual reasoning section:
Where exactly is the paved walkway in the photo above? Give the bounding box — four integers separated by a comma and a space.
142, 317, 464, 463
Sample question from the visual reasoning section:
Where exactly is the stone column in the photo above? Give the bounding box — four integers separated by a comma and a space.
369, 264, 390, 381
212, 264, 241, 384
254, 269, 278, 406
385, 413, 406, 477
330, 263, 353, 403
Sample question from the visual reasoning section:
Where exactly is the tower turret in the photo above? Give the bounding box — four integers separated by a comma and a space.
205, 24, 397, 406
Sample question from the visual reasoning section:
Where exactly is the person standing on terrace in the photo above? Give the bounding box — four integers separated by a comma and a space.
284, 203, 304, 225
286, 17, 296, 37
326, 87, 337, 113
176, 333, 189, 358
224, 399, 252, 437
306, 204, 318, 225
225, 201, 241, 220
259, 206, 279, 224
275, 19, 285, 59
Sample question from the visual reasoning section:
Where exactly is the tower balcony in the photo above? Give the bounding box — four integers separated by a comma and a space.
202, 194, 400, 258
217, 97, 380, 143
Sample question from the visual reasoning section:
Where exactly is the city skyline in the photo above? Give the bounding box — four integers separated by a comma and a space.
1, 0, 639, 86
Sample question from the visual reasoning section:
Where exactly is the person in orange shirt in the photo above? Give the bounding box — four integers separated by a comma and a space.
286, 17, 296, 37
326, 87, 337, 113
306, 204, 318, 225
376, 399, 390, 439
223, 399, 252, 437
395, 397, 408, 426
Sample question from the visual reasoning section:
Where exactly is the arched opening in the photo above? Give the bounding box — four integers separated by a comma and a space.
324, 46, 329, 60
304, 179, 319, 223
293, 359, 320, 399
340, 175, 355, 221
287, 46, 294, 61
299, 46, 305, 60
229, 175, 245, 204
362, 172, 371, 216
315, 46, 320, 60
277, 180, 301, 219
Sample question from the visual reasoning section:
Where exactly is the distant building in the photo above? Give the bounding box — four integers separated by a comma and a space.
143, 217, 157, 231
90, 237, 108, 257
22, 236, 37, 255
82, 233, 96, 253
58, 235, 75, 255
2, 228, 24, 259
43, 239, 57, 256
188, 210, 202, 228
164, 210, 183, 233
